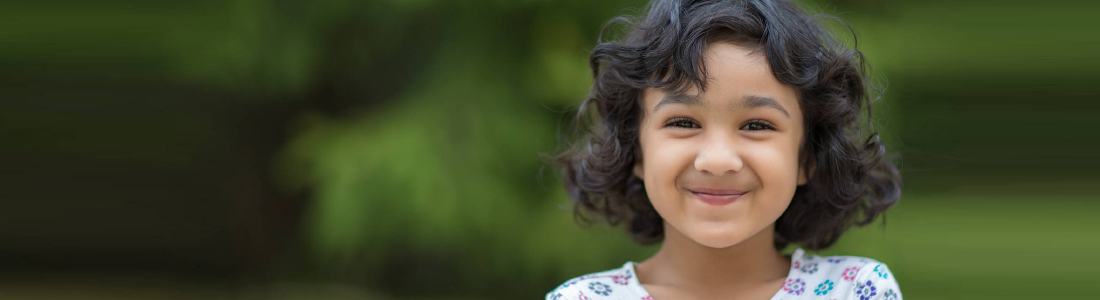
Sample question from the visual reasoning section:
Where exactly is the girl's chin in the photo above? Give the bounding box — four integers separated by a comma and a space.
684, 226, 750, 249
691, 236, 745, 249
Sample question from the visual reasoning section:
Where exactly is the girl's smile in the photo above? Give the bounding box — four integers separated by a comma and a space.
687, 188, 747, 206
633, 42, 808, 249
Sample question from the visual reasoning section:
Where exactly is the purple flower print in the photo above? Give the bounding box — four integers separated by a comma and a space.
783, 278, 806, 295
855, 280, 877, 300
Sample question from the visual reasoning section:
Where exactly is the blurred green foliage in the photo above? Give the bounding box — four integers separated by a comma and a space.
1, 0, 1097, 299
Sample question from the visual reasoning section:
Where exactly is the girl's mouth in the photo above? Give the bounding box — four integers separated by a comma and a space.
688, 188, 747, 206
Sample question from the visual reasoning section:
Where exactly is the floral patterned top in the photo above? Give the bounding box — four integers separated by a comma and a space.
545, 248, 901, 300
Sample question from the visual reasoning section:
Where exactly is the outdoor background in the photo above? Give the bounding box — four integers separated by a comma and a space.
1, 0, 1097, 299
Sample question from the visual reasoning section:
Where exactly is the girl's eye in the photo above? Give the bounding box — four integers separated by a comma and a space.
664, 118, 700, 129
741, 120, 776, 131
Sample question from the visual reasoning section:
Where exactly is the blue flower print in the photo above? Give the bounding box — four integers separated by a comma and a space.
827, 258, 845, 264
814, 279, 834, 296
549, 292, 563, 300
873, 264, 890, 279
588, 281, 612, 296
855, 280, 877, 300
883, 289, 899, 300
800, 262, 819, 274
558, 279, 579, 290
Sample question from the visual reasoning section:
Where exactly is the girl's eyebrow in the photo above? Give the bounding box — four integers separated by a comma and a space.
654, 93, 790, 119
740, 95, 790, 118
653, 93, 703, 112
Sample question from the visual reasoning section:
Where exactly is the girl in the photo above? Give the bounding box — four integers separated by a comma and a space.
549, 0, 902, 299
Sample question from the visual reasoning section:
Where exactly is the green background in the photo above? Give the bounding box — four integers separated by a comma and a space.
1, 0, 1097, 299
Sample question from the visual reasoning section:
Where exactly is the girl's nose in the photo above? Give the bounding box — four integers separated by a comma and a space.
693, 134, 744, 176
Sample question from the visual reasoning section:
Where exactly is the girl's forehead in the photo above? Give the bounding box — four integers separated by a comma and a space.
641, 43, 801, 118
700, 43, 798, 105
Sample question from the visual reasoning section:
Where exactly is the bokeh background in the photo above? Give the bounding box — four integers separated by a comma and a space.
2, 0, 1097, 299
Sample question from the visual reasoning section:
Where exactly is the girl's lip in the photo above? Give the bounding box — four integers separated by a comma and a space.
688, 188, 746, 195
688, 189, 747, 206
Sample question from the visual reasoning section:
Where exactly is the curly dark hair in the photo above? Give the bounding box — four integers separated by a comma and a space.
555, 0, 901, 251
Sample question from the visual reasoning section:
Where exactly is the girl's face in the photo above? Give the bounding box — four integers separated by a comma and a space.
634, 42, 807, 249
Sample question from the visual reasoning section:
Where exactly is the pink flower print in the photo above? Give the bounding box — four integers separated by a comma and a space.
641, 296, 654, 300
783, 278, 806, 295
613, 271, 633, 285
842, 266, 860, 282
578, 291, 589, 300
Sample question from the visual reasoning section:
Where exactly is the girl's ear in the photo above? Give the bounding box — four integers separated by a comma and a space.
797, 160, 814, 186
633, 158, 645, 180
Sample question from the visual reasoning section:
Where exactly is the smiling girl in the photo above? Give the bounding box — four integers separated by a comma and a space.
548, 0, 902, 300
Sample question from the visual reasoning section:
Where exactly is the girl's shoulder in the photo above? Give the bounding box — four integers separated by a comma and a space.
544, 251, 902, 300
545, 262, 648, 300
788, 251, 902, 300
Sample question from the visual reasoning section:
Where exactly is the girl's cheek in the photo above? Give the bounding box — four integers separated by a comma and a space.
752, 140, 790, 161
747, 138, 802, 189
646, 135, 694, 183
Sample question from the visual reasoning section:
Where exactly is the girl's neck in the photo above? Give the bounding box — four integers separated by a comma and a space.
638, 222, 791, 292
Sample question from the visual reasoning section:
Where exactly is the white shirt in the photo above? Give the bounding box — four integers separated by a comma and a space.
545, 248, 901, 300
